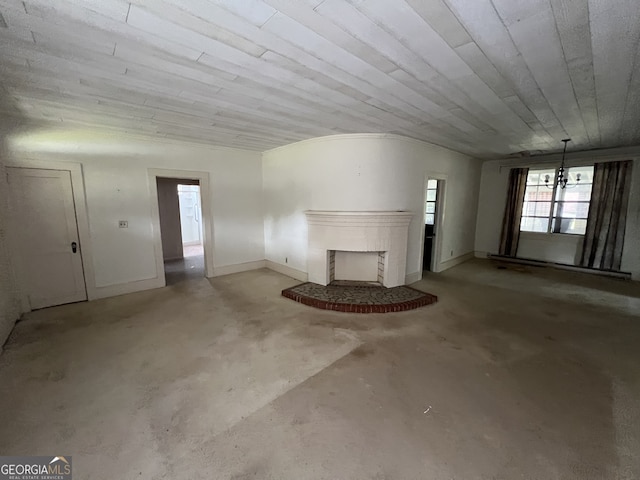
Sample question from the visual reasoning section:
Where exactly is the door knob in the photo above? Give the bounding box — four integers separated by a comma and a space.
71, 242, 77, 253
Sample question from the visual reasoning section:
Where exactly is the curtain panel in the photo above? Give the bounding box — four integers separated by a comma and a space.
580, 160, 632, 271
499, 168, 529, 257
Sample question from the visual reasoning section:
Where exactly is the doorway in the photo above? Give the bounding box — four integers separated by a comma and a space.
423, 178, 443, 273
7, 167, 87, 309
156, 178, 204, 285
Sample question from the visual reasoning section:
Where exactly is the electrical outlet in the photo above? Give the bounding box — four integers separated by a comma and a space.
119, 220, 128, 228
285, 257, 288, 263
450, 250, 454, 256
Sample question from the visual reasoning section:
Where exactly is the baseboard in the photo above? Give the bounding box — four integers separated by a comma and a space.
405, 271, 422, 284
488, 254, 632, 279
437, 251, 475, 272
474, 251, 489, 258
85, 260, 268, 300
163, 255, 183, 262
92, 276, 165, 300
265, 260, 308, 282
210, 260, 266, 277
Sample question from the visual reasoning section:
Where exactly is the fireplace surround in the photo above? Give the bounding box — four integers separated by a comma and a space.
305, 211, 413, 288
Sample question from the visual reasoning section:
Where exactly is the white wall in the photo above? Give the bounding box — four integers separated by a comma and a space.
4, 127, 265, 297
0, 138, 24, 350
517, 232, 583, 265
262, 134, 482, 281
475, 147, 640, 279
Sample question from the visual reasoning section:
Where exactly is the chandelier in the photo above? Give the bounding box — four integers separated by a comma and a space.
544, 138, 580, 189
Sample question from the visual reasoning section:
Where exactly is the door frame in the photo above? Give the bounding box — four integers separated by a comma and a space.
148, 168, 214, 285
419, 173, 447, 273
5, 159, 97, 306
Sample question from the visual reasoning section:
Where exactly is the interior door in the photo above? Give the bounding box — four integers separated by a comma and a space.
7, 168, 87, 309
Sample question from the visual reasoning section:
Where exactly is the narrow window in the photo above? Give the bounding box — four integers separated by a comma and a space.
425, 179, 438, 225
520, 169, 555, 233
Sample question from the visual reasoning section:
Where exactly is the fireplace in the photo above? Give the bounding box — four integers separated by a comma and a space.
305, 211, 413, 288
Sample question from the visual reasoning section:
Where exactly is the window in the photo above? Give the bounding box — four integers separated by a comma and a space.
551, 166, 593, 234
520, 166, 594, 235
425, 179, 438, 225
521, 169, 555, 233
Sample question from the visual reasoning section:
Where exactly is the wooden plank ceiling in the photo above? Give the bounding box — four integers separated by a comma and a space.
0, 0, 639, 157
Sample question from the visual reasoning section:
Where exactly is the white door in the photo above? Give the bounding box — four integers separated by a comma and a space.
7, 168, 87, 309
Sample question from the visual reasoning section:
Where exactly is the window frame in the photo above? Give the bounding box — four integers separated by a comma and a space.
520, 165, 594, 236
425, 179, 438, 225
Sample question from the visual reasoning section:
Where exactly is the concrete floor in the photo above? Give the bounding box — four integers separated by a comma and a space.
1, 259, 639, 479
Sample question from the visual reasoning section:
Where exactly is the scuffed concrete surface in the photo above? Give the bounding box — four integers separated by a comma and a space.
0, 259, 639, 479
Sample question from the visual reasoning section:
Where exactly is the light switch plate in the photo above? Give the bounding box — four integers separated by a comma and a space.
119, 220, 128, 228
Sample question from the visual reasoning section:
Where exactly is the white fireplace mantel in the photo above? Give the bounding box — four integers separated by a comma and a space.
305, 210, 413, 287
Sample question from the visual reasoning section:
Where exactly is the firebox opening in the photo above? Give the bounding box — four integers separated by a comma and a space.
329, 250, 385, 284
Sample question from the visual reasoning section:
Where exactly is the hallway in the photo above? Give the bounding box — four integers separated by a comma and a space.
164, 244, 205, 286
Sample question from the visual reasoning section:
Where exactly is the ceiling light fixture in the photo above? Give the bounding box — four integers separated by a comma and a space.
545, 138, 580, 189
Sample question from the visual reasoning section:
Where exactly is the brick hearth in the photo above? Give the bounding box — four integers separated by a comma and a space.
282, 282, 437, 313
